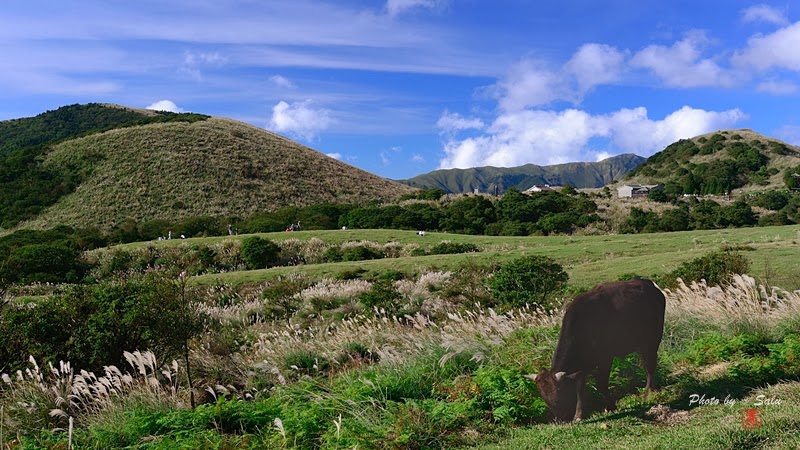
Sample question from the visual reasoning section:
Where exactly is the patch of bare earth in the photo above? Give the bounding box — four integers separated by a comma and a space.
646, 404, 692, 426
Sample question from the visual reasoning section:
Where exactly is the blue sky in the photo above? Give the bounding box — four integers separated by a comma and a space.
2, 1, 800, 180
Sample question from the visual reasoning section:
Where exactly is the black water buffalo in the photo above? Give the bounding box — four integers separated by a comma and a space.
527, 278, 666, 422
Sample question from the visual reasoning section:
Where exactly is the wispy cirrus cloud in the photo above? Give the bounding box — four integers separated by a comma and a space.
756, 80, 798, 94
436, 111, 484, 133
385, 0, 446, 17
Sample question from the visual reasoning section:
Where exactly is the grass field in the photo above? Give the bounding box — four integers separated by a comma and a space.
469, 382, 800, 450
5, 225, 800, 449
118, 225, 800, 290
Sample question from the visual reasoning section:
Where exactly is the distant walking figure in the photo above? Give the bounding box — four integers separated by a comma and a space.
168, 230, 172, 240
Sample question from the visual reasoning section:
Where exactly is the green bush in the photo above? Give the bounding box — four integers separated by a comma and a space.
240, 236, 280, 269
341, 245, 384, 262
0, 273, 206, 372
323, 246, 343, 262
728, 334, 800, 386
666, 250, 750, 288
686, 332, 773, 365
428, 241, 480, 255
2, 243, 84, 285
489, 255, 568, 310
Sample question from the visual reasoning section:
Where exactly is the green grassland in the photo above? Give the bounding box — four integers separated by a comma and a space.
117, 225, 800, 290
470, 382, 800, 450
5, 225, 800, 449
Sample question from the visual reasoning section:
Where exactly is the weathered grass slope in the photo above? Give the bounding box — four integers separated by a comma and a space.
24, 117, 415, 229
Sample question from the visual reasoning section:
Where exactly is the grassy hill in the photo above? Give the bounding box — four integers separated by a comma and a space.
3, 104, 414, 230
399, 153, 646, 193
623, 129, 800, 194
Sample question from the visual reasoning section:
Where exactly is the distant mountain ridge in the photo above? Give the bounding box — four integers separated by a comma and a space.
399, 154, 646, 193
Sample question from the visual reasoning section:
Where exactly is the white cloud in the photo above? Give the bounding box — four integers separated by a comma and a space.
146, 100, 183, 112
326, 152, 342, 160
411, 153, 425, 163
436, 111, 484, 133
269, 75, 296, 89
486, 44, 625, 112
741, 5, 788, 26
385, 0, 445, 17
438, 106, 746, 169
631, 31, 736, 87
268, 100, 333, 140
564, 43, 627, 93
488, 58, 568, 111
732, 22, 800, 71
756, 80, 798, 94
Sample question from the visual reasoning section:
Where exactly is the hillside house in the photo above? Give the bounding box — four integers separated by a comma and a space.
617, 184, 663, 198
524, 184, 556, 194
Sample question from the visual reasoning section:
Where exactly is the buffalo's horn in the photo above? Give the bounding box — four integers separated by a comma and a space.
554, 371, 567, 381
524, 373, 539, 381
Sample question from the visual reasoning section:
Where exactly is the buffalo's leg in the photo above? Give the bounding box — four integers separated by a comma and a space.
573, 372, 588, 421
595, 359, 615, 412
638, 351, 658, 399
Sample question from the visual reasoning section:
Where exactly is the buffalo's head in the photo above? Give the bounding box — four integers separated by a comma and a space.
526, 369, 580, 422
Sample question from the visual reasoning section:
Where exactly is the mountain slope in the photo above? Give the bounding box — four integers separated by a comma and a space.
0, 104, 211, 228
14, 112, 414, 230
399, 153, 646, 193
624, 129, 800, 194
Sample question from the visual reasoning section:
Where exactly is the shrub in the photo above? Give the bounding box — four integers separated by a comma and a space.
0, 273, 206, 372
666, 250, 750, 288
358, 279, 403, 315
428, 241, 480, 255
335, 267, 368, 280
341, 245, 384, 262
489, 255, 568, 310
323, 246, 343, 262
240, 236, 280, 269
2, 243, 84, 285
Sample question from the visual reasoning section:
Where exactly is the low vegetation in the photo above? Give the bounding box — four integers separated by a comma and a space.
2, 262, 799, 448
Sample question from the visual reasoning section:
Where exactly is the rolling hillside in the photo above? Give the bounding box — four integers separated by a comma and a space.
399, 153, 645, 193
2, 104, 414, 230
623, 129, 800, 193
